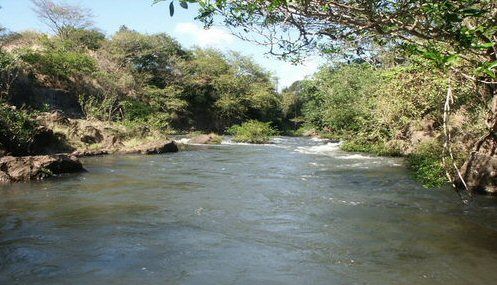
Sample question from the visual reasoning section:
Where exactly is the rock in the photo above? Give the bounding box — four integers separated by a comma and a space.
302, 129, 319, 137
29, 126, 75, 155
102, 128, 124, 148
189, 133, 222, 144
36, 110, 71, 126
103, 135, 123, 148
0, 170, 10, 183
421, 118, 437, 133
80, 126, 103, 144
409, 130, 434, 146
47, 110, 71, 125
407, 119, 440, 149
122, 141, 179, 155
0, 155, 85, 183
458, 153, 497, 195
71, 150, 110, 158
29, 126, 55, 154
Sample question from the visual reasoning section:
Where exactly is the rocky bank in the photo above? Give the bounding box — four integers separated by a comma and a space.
0, 111, 179, 184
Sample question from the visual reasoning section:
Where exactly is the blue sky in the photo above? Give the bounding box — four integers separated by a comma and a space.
0, 0, 325, 89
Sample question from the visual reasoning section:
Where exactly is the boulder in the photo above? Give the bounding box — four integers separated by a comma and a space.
0, 154, 85, 183
80, 126, 103, 144
122, 141, 179, 155
189, 133, 222, 144
458, 153, 497, 195
71, 150, 110, 158
29, 126, 75, 155
102, 128, 124, 149
44, 110, 71, 125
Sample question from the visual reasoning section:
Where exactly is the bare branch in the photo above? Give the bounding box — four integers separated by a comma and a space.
31, 0, 94, 36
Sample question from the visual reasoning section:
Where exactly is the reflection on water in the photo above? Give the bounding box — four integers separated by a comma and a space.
1, 137, 497, 285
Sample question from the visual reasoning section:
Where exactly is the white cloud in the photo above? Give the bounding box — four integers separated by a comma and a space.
174, 22, 234, 47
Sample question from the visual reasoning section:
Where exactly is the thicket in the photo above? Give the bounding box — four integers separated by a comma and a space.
0, 104, 39, 156
285, 58, 486, 187
0, 26, 284, 134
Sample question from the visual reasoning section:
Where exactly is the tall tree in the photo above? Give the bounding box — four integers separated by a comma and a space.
31, 0, 94, 37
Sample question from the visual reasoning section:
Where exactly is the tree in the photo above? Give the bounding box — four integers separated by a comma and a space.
106, 28, 188, 87
159, 0, 496, 194
0, 50, 19, 101
31, 0, 94, 37
61, 27, 106, 50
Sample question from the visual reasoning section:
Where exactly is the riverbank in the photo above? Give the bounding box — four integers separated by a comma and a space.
0, 109, 179, 183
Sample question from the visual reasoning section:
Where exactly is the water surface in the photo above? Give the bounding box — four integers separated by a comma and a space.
1, 137, 497, 284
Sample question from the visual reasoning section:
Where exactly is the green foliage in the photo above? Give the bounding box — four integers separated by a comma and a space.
0, 49, 13, 69
0, 49, 17, 98
0, 104, 39, 155
20, 38, 97, 82
297, 57, 482, 188
228, 120, 277, 144
341, 138, 403, 157
299, 64, 381, 133
406, 141, 448, 188
2, 24, 283, 133
120, 87, 189, 132
166, 0, 497, 80
179, 48, 282, 131
106, 27, 187, 87
61, 27, 106, 50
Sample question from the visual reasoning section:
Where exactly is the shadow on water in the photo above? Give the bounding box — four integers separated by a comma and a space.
1, 137, 497, 285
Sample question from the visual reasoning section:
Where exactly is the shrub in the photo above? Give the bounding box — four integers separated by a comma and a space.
61, 27, 106, 50
341, 136, 403, 157
228, 120, 277, 144
21, 46, 97, 83
0, 50, 18, 99
0, 104, 39, 155
406, 141, 448, 188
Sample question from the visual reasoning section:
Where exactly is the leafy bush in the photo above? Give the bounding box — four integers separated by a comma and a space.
0, 104, 39, 155
406, 141, 447, 188
341, 138, 402, 157
228, 120, 277, 144
21, 44, 97, 83
0, 50, 18, 99
61, 27, 106, 50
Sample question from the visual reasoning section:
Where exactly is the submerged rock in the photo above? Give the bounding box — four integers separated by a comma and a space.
0, 155, 85, 183
189, 133, 222, 144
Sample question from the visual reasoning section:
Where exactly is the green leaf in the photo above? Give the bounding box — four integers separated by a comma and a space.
179, 1, 188, 9
475, 42, 496, 49
169, 2, 175, 16
444, 54, 459, 66
483, 69, 496, 78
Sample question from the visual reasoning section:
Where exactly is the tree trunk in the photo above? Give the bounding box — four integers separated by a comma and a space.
458, 83, 497, 194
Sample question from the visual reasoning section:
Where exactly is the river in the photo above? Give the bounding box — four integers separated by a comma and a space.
1, 137, 497, 284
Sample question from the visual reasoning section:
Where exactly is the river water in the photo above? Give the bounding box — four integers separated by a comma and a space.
1, 137, 497, 284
